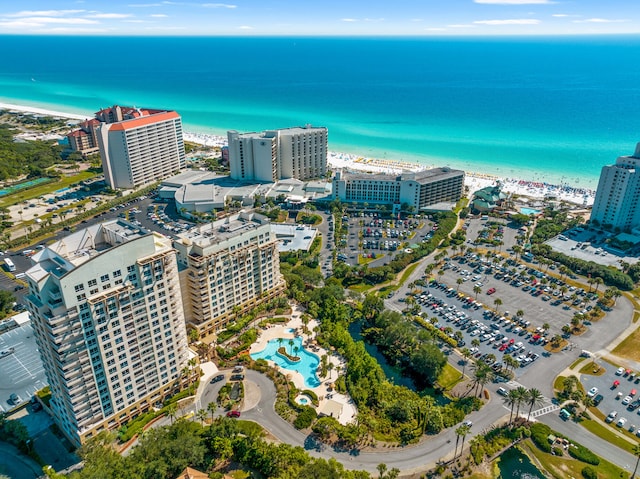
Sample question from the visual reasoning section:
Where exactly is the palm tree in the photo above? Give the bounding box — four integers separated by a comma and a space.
513, 386, 529, 423
456, 278, 463, 291
525, 388, 545, 421
505, 389, 518, 424
288, 339, 294, 355
454, 423, 471, 458
471, 338, 480, 349
166, 403, 178, 424
207, 402, 217, 422
593, 277, 604, 293
197, 409, 208, 425
327, 362, 334, 379
516, 309, 524, 322
471, 362, 494, 397
493, 298, 503, 314
473, 285, 482, 299
293, 346, 299, 358
542, 322, 550, 334
631, 443, 640, 479
460, 348, 471, 378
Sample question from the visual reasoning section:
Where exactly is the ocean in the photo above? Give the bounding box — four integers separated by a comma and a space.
1, 35, 640, 188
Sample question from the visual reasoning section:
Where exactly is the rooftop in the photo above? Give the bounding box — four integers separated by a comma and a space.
176, 211, 270, 249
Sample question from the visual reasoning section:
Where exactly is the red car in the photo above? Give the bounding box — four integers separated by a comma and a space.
486, 288, 496, 295
499, 343, 508, 352
226, 410, 241, 418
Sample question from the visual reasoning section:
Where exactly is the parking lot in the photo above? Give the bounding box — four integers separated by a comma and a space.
437, 254, 597, 337
340, 213, 433, 267
546, 227, 640, 267
411, 279, 552, 380
0, 320, 47, 411
580, 361, 640, 437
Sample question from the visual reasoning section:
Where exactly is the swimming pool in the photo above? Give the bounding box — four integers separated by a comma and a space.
251, 336, 321, 388
520, 207, 541, 216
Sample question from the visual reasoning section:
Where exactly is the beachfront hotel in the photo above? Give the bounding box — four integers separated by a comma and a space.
173, 211, 286, 340
228, 126, 327, 183
332, 167, 465, 212
24, 220, 191, 446
591, 143, 640, 231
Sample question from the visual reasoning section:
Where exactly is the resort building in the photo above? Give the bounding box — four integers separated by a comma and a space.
173, 211, 286, 340
591, 143, 640, 232
66, 118, 101, 157
24, 220, 191, 446
228, 126, 327, 183
471, 185, 508, 213
97, 109, 185, 190
332, 167, 465, 212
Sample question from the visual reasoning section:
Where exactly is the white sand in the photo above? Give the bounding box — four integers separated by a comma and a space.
1, 102, 595, 206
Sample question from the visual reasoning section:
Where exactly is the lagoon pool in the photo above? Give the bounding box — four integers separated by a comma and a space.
251, 336, 321, 388
520, 207, 541, 216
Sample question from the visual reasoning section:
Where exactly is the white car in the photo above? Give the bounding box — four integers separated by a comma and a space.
623, 396, 633, 406
606, 411, 618, 423
616, 367, 625, 376
617, 417, 627, 428
587, 387, 598, 398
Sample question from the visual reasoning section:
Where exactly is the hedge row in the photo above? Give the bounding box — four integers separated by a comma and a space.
568, 444, 600, 465
530, 423, 552, 453
414, 315, 458, 349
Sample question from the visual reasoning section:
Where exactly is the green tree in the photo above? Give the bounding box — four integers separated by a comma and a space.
525, 388, 545, 421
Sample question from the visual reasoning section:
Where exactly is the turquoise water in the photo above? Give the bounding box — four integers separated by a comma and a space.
497, 447, 546, 479
251, 336, 321, 388
0, 177, 51, 196
2, 35, 640, 187
520, 207, 541, 216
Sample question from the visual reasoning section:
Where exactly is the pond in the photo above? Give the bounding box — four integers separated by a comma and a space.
348, 321, 416, 390
496, 447, 546, 479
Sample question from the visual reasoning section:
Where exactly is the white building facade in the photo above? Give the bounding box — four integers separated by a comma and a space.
25, 221, 190, 446
98, 110, 186, 189
333, 167, 465, 211
591, 143, 640, 232
228, 126, 327, 183
174, 211, 286, 339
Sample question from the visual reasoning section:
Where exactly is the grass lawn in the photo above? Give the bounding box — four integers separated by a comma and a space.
545, 339, 568, 353
579, 361, 605, 376
437, 362, 464, 391
612, 325, 640, 362
569, 357, 586, 370
521, 439, 629, 479
579, 411, 636, 454
553, 375, 567, 392
398, 263, 419, 287
0, 171, 97, 209
358, 254, 383, 265
347, 283, 373, 293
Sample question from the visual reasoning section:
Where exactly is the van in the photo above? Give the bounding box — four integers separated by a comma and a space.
232, 365, 245, 373
559, 409, 571, 420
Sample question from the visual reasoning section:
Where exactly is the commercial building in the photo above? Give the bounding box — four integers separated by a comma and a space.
173, 211, 286, 339
332, 167, 464, 212
228, 126, 327, 183
24, 220, 191, 446
591, 143, 640, 232
66, 118, 101, 157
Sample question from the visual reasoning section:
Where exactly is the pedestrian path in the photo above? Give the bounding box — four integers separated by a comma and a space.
530, 404, 560, 418
502, 379, 558, 418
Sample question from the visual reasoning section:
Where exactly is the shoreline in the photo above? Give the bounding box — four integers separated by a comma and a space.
0, 101, 595, 206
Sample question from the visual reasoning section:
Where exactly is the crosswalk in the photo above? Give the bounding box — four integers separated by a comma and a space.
499, 380, 559, 418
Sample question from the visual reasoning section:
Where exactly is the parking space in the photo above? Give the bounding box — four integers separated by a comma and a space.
0, 321, 47, 410
581, 362, 640, 436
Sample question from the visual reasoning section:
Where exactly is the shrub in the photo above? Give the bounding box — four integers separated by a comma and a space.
569, 444, 600, 465
581, 466, 598, 479
552, 446, 563, 456
530, 423, 552, 453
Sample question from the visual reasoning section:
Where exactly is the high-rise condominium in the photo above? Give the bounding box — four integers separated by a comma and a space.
25, 220, 190, 445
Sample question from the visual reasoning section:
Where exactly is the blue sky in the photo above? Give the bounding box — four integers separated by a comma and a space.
0, 0, 638, 36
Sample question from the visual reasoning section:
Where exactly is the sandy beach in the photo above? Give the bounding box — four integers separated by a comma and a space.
2, 102, 595, 206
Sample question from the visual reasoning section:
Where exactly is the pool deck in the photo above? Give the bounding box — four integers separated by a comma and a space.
250, 305, 357, 425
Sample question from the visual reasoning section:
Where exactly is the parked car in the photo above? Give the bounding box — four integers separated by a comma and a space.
226, 410, 241, 418
587, 387, 598, 398
593, 394, 604, 406
210, 374, 225, 384
606, 411, 618, 423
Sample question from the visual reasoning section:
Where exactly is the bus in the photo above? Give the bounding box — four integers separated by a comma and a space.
3, 258, 16, 273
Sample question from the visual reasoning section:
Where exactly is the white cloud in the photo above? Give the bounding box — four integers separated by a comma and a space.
474, 0, 553, 4
128, 3, 163, 7
238, 25, 253, 30
425, 28, 446, 31
85, 13, 133, 19
0, 20, 45, 28
474, 19, 540, 25
17, 16, 99, 25
150, 14, 168, 17
202, 3, 237, 7
410, 18, 423, 22
7, 9, 85, 17
37, 27, 110, 33
447, 24, 476, 28
341, 18, 357, 22
573, 18, 628, 23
